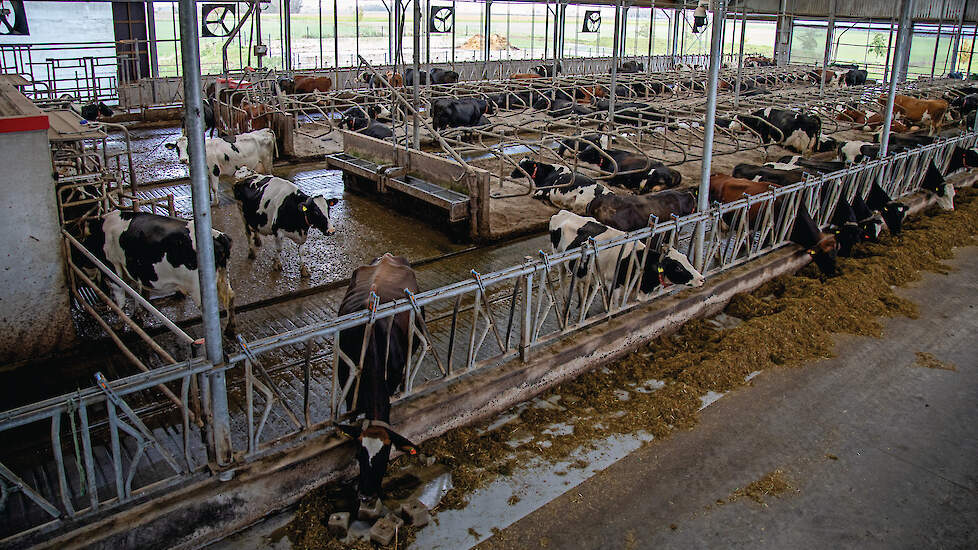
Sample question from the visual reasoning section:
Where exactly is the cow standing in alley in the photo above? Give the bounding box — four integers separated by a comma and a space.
77, 210, 235, 335
166, 128, 276, 206
335, 254, 420, 509
232, 168, 339, 278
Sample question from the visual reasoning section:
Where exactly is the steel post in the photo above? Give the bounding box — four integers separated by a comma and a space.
695, 0, 726, 271
932, 0, 948, 78
820, 0, 836, 96
333, 0, 339, 87
881, 0, 915, 158
883, 16, 895, 84
949, 0, 966, 71
146, 1, 159, 78
671, 7, 680, 64
647, 3, 655, 73
177, 0, 233, 467
609, 0, 622, 124
483, 0, 491, 78
413, 0, 421, 148
734, 3, 746, 107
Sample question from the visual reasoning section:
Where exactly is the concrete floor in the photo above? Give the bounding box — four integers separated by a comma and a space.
480, 245, 978, 550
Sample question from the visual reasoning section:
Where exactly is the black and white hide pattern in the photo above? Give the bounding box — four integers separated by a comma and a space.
513, 160, 611, 214
920, 160, 955, 210
548, 210, 704, 303
866, 183, 909, 235
77, 210, 235, 335
728, 107, 822, 154
837, 141, 881, 164
165, 128, 276, 206
232, 168, 339, 277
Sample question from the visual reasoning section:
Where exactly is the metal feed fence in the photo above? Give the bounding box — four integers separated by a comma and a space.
0, 131, 975, 543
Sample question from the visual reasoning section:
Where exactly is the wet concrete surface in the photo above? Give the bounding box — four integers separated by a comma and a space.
479, 246, 978, 550
107, 124, 186, 184
133, 162, 470, 321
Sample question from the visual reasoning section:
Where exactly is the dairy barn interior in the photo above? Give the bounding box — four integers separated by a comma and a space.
1, 0, 978, 548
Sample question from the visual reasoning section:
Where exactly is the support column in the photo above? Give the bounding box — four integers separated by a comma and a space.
695, 0, 726, 271
147, 1, 159, 78
413, 0, 421, 148
932, 0, 948, 78
820, 0, 837, 96
734, 4, 746, 107
177, 0, 233, 468
483, 0, 491, 78
773, 0, 790, 65
609, 0, 621, 123
949, 0, 966, 72
881, 0, 915, 158
896, 20, 914, 82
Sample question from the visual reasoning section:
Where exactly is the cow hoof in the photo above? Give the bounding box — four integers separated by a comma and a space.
300, 264, 310, 278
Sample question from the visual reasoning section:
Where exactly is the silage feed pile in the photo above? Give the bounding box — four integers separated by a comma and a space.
288, 188, 978, 548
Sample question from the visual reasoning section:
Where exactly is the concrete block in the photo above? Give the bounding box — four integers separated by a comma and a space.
327, 512, 350, 537
400, 499, 430, 527
386, 513, 404, 529
369, 516, 397, 546
358, 498, 383, 521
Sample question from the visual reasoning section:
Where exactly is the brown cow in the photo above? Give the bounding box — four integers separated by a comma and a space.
836, 107, 911, 132
510, 73, 542, 79
576, 86, 606, 103
885, 94, 948, 135
709, 173, 781, 222
289, 75, 333, 94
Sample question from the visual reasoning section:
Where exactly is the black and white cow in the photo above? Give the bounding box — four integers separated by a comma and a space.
773, 155, 846, 173
866, 183, 909, 235
533, 97, 595, 117
586, 189, 698, 232
920, 160, 955, 210
732, 163, 805, 186
232, 168, 339, 277
815, 135, 841, 153
574, 145, 682, 192
837, 140, 881, 164
431, 98, 494, 130
945, 145, 978, 175
531, 62, 562, 77
165, 128, 276, 206
841, 69, 868, 87
851, 193, 887, 242
343, 116, 394, 139
549, 210, 704, 302
789, 207, 839, 276
429, 67, 460, 84
62, 94, 114, 121
616, 60, 645, 73
77, 210, 235, 335
729, 108, 822, 154
826, 195, 862, 257
335, 254, 420, 508
513, 160, 612, 214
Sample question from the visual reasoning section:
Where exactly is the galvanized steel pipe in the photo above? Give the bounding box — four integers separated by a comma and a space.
695, 0, 727, 271
880, 0, 915, 158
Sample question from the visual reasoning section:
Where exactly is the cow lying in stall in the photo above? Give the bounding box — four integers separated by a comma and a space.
557, 137, 682, 192
728, 108, 822, 154
335, 254, 420, 511
166, 128, 277, 206
431, 98, 494, 130
549, 210, 704, 304
77, 210, 235, 336
232, 167, 340, 277
278, 75, 333, 94
513, 160, 695, 231
709, 174, 838, 275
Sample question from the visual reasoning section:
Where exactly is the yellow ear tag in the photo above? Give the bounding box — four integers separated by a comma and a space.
657, 267, 664, 273
302, 205, 308, 211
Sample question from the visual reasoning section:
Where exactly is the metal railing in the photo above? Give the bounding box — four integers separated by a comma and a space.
1, 130, 974, 543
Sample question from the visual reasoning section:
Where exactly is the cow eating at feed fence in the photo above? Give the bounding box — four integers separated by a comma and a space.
77, 210, 235, 336
335, 254, 420, 509
549, 210, 704, 303
166, 128, 276, 206
232, 168, 339, 278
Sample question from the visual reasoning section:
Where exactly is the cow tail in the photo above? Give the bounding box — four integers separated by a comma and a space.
217, 267, 236, 336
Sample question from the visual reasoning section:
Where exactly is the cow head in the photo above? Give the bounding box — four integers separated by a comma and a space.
233, 166, 258, 180
946, 146, 978, 174
921, 160, 955, 210
638, 246, 705, 297
303, 195, 340, 236
640, 165, 682, 193
97, 102, 114, 118
815, 135, 839, 153
512, 159, 553, 189
337, 421, 417, 505
164, 136, 190, 164
790, 207, 838, 276
879, 200, 908, 235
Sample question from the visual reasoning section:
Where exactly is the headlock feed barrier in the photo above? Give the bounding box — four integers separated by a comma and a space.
0, 130, 975, 543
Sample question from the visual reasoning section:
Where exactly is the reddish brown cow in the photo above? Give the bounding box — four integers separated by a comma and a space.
292, 75, 333, 93
836, 107, 910, 132
885, 94, 948, 134
510, 73, 542, 79
709, 174, 781, 221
